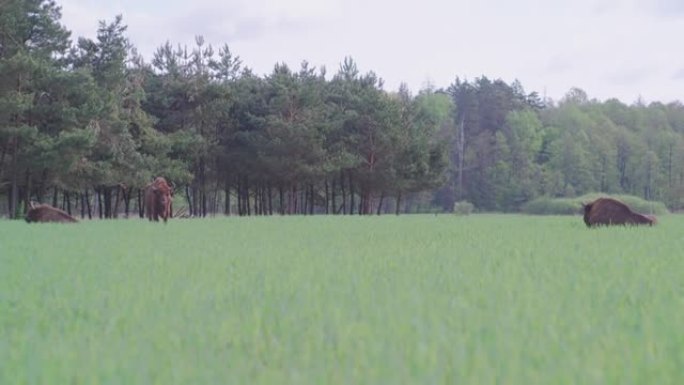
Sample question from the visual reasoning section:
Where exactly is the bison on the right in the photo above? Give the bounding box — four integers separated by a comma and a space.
582, 197, 656, 227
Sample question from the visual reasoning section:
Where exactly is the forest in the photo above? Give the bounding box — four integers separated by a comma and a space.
2, 0, 684, 219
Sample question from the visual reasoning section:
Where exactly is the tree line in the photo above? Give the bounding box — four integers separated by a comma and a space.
1, 1, 683, 219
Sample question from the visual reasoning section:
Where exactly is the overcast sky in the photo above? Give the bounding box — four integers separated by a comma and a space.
58, 0, 683, 104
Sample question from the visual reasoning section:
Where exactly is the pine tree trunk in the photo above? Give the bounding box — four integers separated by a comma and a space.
293, 184, 298, 215
104, 187, 113, 219
198, 157, 206, 217
66, 191, 72, 215
138, 189, 144, 218
113, 186, 122, 218
288, 185, 294, 215
6, 189, 10, 218
35, 169, 47, 204
302, 186, 307, 215
340, 171, 346, 214
97, 188, 103, 219
202, 189, 207, 217
186, 185, 193, 217
85, 189, 92, 219
238, 177, 244, 216
8, 139, 18, 219
53, 187, 58, 207
9, 166, 18, 219
349, 172, 355, 215
330, 179, 335, 215
362, 190, 372, 215
0, 144, 6, 192
254, 185, 260, 215
224, 181, 231, 216
23, 169, 32, 215
245, 177, 251, 216
80, 192, 85, 218
325, 180, 330, 214
264, 185, 269, 215
193, 187, 199, 217
123, 187, 131, 218
236, 177, 242, 216
377, 192, 385, 215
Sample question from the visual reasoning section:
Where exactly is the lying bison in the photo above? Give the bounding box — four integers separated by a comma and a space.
144, 176, 173, 223
25, 202, 79, 223
582, 197, 656, 227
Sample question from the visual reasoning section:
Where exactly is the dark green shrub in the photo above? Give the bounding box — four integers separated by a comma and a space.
453, 201, 475, 215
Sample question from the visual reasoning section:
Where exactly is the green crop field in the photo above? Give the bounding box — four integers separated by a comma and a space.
1, 214, 683, 384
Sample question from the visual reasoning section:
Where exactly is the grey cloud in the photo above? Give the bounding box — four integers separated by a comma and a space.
591, 0, 624, 15
590, 0, 684, 17
545, 55, 574, 73
640, 0, 684, 16
673, 67, 684, 80
169, 6, 317, 43
605, 66, 651, 85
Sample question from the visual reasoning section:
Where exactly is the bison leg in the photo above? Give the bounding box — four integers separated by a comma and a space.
145, 203, 153, 221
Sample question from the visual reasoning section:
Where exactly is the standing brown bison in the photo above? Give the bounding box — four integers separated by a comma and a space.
144, 177, 173, 222
25, 202, 79, 223
582, 197, 656, 227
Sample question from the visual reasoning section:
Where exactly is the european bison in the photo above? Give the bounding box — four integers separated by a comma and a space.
582, 197, 656, 227
25, 202, 79, 223
144, 177, 173, 222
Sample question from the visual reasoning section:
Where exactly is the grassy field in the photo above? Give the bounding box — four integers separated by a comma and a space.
1, 214, 683, 384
